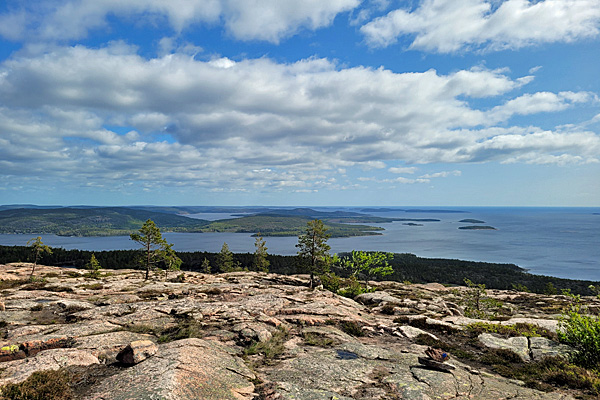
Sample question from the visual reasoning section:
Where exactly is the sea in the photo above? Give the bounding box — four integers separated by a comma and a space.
0, 207, 598, 281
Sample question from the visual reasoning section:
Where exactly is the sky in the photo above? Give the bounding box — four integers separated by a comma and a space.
0, 0, 599, 207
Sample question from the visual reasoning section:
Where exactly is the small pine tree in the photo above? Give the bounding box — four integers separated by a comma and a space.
201, 258, 211, 274
162, 243, 182, 281
217, 242, 234, 272
26, 236, 52, 278
253, 234, 270, 272
86, 254, 102, 278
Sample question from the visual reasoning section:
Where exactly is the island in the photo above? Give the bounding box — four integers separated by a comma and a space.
458, 225, 497, 230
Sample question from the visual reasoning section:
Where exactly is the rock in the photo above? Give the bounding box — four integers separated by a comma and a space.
0, 348, 99, 386
529, 337, 573, 361
84, 338, 256, 400
398, 325, 439, 340
116, 339, 158, 365
478, 333, 531, 361
417, 356, 455, 371
355, 291, 402, 305
74, 331, 156, 361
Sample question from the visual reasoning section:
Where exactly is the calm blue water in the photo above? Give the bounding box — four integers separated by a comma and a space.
1, 207, 598, 281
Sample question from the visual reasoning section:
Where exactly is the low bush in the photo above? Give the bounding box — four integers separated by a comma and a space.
0, 369, 73, 400
558, 296, 600, 369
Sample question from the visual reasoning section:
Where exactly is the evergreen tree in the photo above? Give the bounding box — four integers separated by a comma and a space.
86, 254, 102, 278
296, 219, 331, 288
201, 257, 211, 274
26, 236, 52, 278
253, 234, 270, 272
130, 219, 169, 280
161, 243, 182, 280
341, 250, 393, 288
216, 242, 234, 272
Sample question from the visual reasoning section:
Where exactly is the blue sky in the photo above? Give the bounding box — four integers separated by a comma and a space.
0, 0, 599, 207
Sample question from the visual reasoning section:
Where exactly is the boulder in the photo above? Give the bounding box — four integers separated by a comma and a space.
529, 337, 573, 361
478, 333, 530, 361
356, 291, 402, 305
116, 340, 158, 365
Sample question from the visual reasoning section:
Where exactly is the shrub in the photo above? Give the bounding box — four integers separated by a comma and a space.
558, 296, 600, 369
339, 320, 364, 337
0, 369, 73, 399
458, 278, 503, 319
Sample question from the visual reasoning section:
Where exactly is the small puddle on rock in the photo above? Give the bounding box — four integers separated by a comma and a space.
336, 350, 358, 360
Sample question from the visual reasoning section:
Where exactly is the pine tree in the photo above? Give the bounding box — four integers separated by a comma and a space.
162, 243, 182, 281
216, 242, 234, 272
26, 236, 52, 278
201, 257, 211, 274
296, 219, 331, 288
86, 254, 102, 278
130, 219, 169, 280
253, 234, 270, 272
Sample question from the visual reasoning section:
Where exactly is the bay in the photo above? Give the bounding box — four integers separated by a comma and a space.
1, 207, 598, 281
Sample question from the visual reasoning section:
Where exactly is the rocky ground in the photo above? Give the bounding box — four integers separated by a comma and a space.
0, 263, 597, 399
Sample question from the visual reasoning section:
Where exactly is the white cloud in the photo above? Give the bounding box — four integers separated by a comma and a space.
0, 46, 597, 193
419, 170, 461, 179
361, 0, 600, 52
388, 166, 417, 174
0, 0, 360, 44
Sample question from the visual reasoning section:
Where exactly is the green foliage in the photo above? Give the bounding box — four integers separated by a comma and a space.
243, 327, 288, 365
161, 243, 182, 281
201, 257, 211, 274
558, 293, 600, 369
459, 278, 504, 320
466, 322, 556, 340
512, 283, 530, 292
26, 236, 52, 277
302, 332, 336, 347
85, 254, 101, 278
341, 250, 393, 288
337, 276, 372, 298
544, 282, 558, 295
201, 214, 384, 238
216, 242, 234, 272
296, 219, 331, 288
338, 320, 364, 337
0, 207, 210, 236
129, 219, 174, 280
0, 369, 73, 400
253, 234, 270, 272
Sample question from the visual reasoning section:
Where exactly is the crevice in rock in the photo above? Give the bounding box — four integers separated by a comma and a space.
409, 366, 431, 388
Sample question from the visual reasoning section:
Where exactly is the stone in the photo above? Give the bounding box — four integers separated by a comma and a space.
355, 291, 402, 305
398, 325, 439, 340
116, 339, 158, 365
478, 333, 531, 361
529, 337, 573, 361
417, 356, 456, 371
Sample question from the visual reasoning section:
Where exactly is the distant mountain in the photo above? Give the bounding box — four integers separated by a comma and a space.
0, 207, 210, 236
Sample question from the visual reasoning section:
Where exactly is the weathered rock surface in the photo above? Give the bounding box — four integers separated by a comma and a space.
0, 264, 588, 399
0, 348, 99, 386
84, 338, 255, 400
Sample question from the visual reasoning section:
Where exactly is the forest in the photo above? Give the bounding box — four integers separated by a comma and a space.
0, 244, 596, 295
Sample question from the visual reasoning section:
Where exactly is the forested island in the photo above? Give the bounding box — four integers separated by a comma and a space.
0, 206, 444, 238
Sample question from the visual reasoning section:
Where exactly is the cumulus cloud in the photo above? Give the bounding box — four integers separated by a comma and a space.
361, 0, 600, 52
0, 45, 597, 192
0, 0, 360, 43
